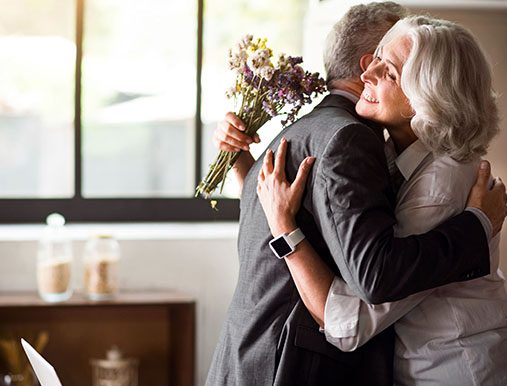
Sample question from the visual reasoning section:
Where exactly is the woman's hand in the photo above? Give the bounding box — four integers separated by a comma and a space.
257, 138, 315, 236
212, 112, 260, 152
466, 160, 507, 236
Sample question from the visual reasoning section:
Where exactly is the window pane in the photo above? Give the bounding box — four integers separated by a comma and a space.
201, 0, 307, 198
82, 0, 197, 198
0, 0, 75, 198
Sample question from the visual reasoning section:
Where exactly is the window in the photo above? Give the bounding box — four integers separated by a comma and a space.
0, 0, 306, 222
0, 1, 75, 199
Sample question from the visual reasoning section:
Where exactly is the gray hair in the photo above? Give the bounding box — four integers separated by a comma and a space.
324, 2, 407, 85
380, 16, 499, 161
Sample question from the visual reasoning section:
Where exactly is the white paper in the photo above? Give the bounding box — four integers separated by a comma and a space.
21, 338, 63, 386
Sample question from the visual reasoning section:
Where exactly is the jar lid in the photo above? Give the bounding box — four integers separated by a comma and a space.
46, 213, 65, 227
90, 346, 138, 367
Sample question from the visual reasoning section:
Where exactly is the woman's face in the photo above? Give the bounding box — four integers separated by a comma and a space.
356, 34, 414, 131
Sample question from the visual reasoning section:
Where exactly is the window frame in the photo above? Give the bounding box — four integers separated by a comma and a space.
0, 0, 240, 223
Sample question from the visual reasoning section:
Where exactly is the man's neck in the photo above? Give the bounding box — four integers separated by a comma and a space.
328, 79, 363, 99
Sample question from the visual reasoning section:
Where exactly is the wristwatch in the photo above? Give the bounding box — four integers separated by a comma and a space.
269, 228, 305, 259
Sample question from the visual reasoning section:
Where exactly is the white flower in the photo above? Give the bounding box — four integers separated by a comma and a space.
228, 48, 248, 70
239, 34, 253, 50
260, 66, 275, 81
248, 49, 272, 75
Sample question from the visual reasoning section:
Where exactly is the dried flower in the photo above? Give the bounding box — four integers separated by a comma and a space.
196, 35, 326, 200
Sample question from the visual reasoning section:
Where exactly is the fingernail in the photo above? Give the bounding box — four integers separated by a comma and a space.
254, 136, 261, 143
480, 161, 489, 170
243, 145, 250, 151
281, 137, 286, 143
246, 138, 253, 144
307, 157, 316, 165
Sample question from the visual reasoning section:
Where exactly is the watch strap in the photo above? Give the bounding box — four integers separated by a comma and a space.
287, 228, 305, 247
268, 228, 305, 259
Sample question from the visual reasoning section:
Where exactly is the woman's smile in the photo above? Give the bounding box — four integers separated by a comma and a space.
361, 89, 379, 103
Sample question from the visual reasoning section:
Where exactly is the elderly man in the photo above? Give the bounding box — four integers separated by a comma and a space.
206, 3, 506, 385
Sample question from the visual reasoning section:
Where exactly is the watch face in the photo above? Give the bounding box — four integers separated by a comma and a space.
270, 236, 293, 257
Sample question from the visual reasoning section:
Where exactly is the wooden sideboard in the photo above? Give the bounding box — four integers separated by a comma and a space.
0, 291, 195, 386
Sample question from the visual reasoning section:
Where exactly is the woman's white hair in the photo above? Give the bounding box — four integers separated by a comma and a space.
379, 16, 499, 161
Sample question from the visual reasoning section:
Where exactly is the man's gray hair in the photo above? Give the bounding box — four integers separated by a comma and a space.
324, 2, 407, 85
381, 16, 499, 161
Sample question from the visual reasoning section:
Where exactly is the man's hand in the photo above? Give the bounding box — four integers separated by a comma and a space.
212, 112, 260, 152
212, 112, 259, 193
467, 160, 507, 236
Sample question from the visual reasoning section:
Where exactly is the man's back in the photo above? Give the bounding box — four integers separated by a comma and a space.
205, 94, 395, 386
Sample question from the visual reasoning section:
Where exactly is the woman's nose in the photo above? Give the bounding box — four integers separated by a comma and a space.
360, 71, 369, 84
361, 62, 380, 85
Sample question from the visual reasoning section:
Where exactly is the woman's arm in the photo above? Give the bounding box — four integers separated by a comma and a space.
213, 112, 259, 193
282, 240, 334, 327
280, 238, 429, 348
256, 138, 432, 350
256, 137, 330, 326
324, 277, 431, 351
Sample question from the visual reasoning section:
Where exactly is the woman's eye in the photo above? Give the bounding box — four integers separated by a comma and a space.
387, 73, 396, 81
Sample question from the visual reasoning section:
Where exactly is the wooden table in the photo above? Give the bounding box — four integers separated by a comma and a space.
0, 291, 195, 386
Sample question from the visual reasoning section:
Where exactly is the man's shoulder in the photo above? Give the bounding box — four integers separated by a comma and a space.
302, 108, 384, 156
286, 95, 377, 142
303, 94, 363, 128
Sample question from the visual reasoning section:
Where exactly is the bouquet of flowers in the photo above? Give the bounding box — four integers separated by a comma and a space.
195, 35, 326, 200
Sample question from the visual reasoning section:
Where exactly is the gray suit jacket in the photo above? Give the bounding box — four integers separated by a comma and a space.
206, 94, 489, 386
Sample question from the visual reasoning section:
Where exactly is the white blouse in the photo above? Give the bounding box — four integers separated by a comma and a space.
323, 140, 507, 386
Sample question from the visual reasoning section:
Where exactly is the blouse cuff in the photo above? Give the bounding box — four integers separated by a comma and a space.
323, 277, 360, 338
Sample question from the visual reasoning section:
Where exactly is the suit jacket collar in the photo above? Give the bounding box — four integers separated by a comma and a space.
316, 93, 356, 114
315, 93, 385, 142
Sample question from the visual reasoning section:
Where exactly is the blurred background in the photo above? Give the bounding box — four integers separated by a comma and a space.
0, 0, 505, 385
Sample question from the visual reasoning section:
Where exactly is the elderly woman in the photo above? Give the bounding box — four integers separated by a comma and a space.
216, 16, 507, 385
255, 16, 507, 385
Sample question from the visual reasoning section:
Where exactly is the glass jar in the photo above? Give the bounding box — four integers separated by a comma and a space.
37, 213, 73, 302
83, 235, 120, 300
90, 347, 138, 386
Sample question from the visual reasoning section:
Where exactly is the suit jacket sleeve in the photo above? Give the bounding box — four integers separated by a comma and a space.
311, 123, 490, 304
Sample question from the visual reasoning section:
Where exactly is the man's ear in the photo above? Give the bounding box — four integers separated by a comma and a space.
360, 54, 374, 72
